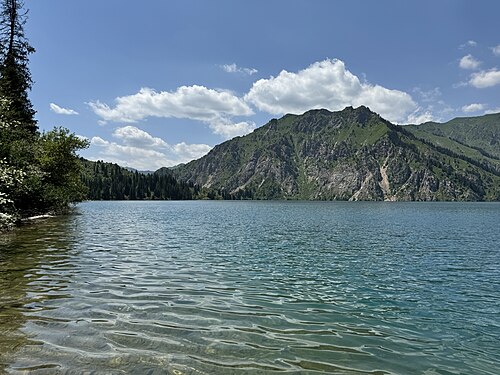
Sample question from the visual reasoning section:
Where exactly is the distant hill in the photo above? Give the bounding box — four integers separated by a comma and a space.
124, 167, 155, 175
80, 159, 199, 200
406, 113, 500, 161
171, 107, 500, 201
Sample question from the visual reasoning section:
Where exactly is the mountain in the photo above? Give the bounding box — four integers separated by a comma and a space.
406, 113, 500, 160
171, 107, 500, 201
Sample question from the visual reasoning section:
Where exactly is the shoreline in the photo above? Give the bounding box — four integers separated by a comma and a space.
20, 214, 55, 222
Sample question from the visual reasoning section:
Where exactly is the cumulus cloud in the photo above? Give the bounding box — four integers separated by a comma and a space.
459, 54, 481, 70
113, 125, 168, 148
88, 85, 255, 139
222, 63, 258, 75
89, 86, 253, 123
50, 103, 79, 115
462, 103, 485, 113
244, 59, 416, 123
469, 69, 500, 88
87, 126, 212, 170
492, 45, 500, 56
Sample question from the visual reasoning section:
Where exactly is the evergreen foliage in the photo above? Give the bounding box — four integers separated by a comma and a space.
0, 0, 36, 133
80, 159, 199, 200
0, 1, 88, 229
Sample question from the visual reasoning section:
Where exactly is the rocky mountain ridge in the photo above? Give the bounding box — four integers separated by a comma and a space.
168, 106, 500, 201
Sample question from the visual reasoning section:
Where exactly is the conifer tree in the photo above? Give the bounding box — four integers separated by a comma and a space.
0, 0, 36, 133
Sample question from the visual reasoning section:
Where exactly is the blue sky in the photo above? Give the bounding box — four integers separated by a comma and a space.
25, 0, 500, 170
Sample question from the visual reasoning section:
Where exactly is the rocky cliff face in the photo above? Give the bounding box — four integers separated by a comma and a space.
171, 107, 500, 201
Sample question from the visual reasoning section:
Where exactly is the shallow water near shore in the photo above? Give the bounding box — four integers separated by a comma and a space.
1, 201, 499, 374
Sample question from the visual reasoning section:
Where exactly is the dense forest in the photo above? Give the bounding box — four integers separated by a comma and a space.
80, 159, 200, 200
0, 0, 87, 229
80, 160, 242, 200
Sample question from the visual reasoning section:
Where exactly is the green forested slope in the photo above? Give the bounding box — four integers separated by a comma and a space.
80, 159, 199, 200
406, 113, 500, 160
172, 107, 500, 201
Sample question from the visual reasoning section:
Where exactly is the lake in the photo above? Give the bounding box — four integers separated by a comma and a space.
0, 201, 499, 374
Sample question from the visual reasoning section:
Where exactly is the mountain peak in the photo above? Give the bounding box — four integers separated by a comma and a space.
172, 109, 500, 201
301, 105, 376, 117
291, 106, 383, 133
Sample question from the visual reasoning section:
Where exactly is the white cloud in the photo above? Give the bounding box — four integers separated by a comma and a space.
222, 63, 258, 75
492, 45, 500, 56
407, 109, 438, 124
88, 85, 255, 139
469, 69, 500, 88
89, 86, 253, 123
208, 118, 256, 138
113, 125, 168, 148
459, 54, 481, 70
89, 136, 172, 170
484, 107, 500, 115
88, 126, 212, 170
172, 142, 214, 160
244, 59, 416, 123
50, 103, 79, 115
459, 40, 477, 49
462, 103, 485, 113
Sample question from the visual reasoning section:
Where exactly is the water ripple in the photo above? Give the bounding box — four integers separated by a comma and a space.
1, 201, 499, 374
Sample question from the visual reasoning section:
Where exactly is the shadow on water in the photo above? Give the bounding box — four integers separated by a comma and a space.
0, 214, 77, 373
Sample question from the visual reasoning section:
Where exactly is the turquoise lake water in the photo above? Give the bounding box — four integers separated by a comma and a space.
0, 201, 499, 374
